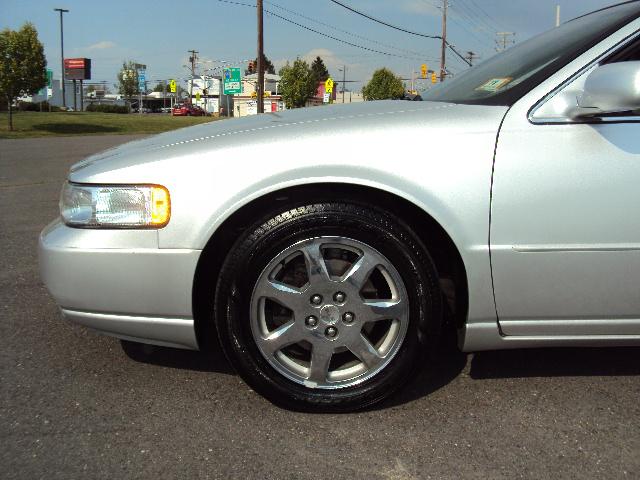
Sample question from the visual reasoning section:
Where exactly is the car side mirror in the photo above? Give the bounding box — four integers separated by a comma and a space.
573, 61, 640, 118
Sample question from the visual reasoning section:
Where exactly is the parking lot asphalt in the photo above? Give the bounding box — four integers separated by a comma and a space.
1, 135, 639, 479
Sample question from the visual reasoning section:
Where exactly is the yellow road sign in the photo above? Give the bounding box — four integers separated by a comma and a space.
325, 78, 334, 93
169, 79, 176, 93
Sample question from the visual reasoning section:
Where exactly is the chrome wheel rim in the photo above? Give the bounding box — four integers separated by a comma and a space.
250, 237, 409, 389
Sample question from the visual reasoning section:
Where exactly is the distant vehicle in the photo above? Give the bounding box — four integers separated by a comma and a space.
40, 2, 640, 412
160, 107, 172, 114
172, 103, 206, 116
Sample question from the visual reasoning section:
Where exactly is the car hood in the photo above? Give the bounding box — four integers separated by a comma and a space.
70, 100, 508, 180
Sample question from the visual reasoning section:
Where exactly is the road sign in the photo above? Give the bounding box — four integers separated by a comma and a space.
138, 70, 146, 92
169, 79, 176, 93
39, 69, 53, 97
325, 78, 334, 93
323, 93, 330, 104
223, 67, 242, 95
64, 58, 91, 80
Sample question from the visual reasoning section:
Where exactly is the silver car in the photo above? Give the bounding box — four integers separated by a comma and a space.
40, 2, 640, 411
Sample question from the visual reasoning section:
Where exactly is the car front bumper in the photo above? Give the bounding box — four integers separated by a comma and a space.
38, 220, 202, 350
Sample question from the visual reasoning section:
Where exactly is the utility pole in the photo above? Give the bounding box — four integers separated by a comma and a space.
439, 0, 448, 82
465, 51, 479, 67
54, 8, 69, 108
556, 5, 561, 27
496, 32, 516, 52
188, 49, 198, 103
342, 65, 346, 104
257, 0, 265, 113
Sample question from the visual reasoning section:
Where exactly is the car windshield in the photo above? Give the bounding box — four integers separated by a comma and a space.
421, 1, 640, 106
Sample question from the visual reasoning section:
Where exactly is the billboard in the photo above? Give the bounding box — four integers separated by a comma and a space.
64, 58, 91, 80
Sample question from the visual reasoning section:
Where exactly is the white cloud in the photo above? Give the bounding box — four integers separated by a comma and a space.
87, 41, 116, 50
305, 49, 366, 80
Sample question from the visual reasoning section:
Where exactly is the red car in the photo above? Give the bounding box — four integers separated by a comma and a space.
172, 103, 206, 116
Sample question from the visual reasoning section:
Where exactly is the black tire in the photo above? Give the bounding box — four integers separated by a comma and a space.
214, 202, 442, 412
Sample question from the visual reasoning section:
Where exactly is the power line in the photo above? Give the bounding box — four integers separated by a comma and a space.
456, 0, 500, 35
214, 0, 427, 61
447, 9, 494, 50
265, 10, 425, 60
466, 0, 508, 32
265, 0, 427, 58
327, 0, 471, 66
328, 0, 440, 39
214, 0, 469, 66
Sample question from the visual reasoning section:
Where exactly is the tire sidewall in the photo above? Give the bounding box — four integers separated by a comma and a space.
215, 204, 440, 411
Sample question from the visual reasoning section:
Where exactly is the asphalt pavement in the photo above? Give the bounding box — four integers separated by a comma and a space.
1, 135, 639, 479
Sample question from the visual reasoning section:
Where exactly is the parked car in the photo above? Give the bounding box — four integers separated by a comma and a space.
40, 2, 640, 412
172, 103, 206, 116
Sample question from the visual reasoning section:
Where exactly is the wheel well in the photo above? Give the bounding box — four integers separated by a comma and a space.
192, 183, 469, 350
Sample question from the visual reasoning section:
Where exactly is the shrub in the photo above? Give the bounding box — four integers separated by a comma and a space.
86, 103, 129, 114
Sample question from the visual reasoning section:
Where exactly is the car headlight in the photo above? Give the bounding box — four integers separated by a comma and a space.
60, 182, 171, 228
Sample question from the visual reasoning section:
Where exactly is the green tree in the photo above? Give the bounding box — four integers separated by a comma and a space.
362, 68, 405, 101
245, 53, 276, 75
278, 58, 317, 109
0, 23, 47, 130
117, 60, 139, 112
310, 56, 329, 84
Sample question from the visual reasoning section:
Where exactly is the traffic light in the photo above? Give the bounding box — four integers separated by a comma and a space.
248, 61, 255, 73
431, 72, 438, 84
421, 64, 427, 79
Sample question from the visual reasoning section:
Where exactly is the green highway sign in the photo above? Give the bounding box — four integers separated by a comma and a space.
223, 67, 242, 95
38, 69, 53, 97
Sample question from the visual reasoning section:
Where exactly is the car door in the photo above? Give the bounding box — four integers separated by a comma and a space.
490, 30, 640, 337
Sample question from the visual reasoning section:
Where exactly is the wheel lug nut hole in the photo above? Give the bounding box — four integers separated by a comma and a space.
325, 326, 338, 338
342, 312, 355, 324
310, 294, 323, 305
333, 292, 346, 303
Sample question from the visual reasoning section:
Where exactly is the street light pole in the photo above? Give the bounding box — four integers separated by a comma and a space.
257, 0, 264, 114
54, 8, 69, 108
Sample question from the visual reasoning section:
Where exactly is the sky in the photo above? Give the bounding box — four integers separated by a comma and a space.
1, 0, 622, 91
